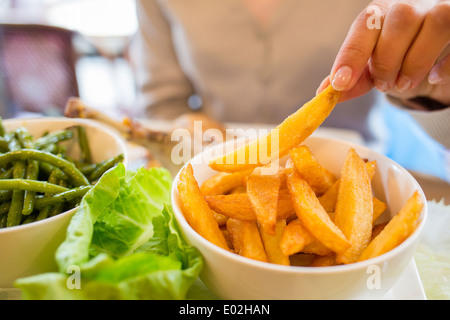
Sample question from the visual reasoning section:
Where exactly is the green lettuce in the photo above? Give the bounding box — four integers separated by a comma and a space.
14, 164, 203, 300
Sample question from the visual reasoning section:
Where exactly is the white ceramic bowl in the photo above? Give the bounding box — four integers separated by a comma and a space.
171, 136, 427, 300
0, 117, 128, 288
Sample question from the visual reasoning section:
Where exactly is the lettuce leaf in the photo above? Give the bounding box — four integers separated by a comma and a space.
14, 164, 203, 300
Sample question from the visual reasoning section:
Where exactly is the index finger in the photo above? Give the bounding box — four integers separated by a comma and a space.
330, 3, 387, 91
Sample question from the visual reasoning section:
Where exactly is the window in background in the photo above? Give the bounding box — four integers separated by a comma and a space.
1, 0, 138, 118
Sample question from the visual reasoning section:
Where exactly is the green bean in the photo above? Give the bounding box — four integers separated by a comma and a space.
0, 213, 7, 228
39, 162, 68, 181
0, 118, 5, 137
0, 150, 89, 186
0, 136, 8, 152
0, 202, 11, 215
22, 160, 40, 215
34, 185, 91, 210
33, 129, 74, 150
48, 179, 70, 217
5, 132, 20, 152
77, 126, 92, 164
0, 179, 69, 194
15, 127, 40, 215
0, 167, 13, 179
0, 190, 12, 201
15, 127, 33, 149
88, 154, 124, 182
22, 212, 37, 224
7, 160, 26, 227
36, 206, 50, 221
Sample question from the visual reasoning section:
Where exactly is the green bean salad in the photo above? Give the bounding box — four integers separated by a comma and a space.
0, 119, 124, 228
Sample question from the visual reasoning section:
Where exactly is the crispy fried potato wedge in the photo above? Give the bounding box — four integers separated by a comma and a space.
205, 189, 294, 221
280, 219, 313, 256
208, 85, 341, 172
372, 197, 387, 223
260, 219, 290, 265
334, 148, 373, 264
246, 169, 281, 235
358, 191, 423, 261
286, 170, 350, 255
318, 160, 377, 213
200, 170, 252, 196
310, 255, 337, 267
289, 145, 336, 195
226, 218, 268, 262
177, 164, 230, 251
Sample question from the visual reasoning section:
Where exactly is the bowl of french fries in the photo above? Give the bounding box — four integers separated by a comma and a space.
0, 117, 128, 288
172, 86, 427, 300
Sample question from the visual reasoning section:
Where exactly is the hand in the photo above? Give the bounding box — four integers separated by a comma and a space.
318, 0, 450, 106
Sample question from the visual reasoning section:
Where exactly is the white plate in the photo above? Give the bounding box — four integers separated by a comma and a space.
381, 259, 426, 300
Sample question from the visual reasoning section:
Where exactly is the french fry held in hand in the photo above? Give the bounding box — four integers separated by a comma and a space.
208, 85, 341, 173
177, 164, 230, 251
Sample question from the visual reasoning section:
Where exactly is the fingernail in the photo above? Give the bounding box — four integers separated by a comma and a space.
396, 75, 412, 92
428, 69, 445, 85
332, 66, 353, 91
374, 79, 389, 92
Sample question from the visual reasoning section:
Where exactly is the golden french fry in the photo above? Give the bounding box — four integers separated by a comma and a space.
358, 191, 423, 261
334, 148, 373, 264
289, 145, 336, 195
289, 253, 318, 266
318, 180, 340, 212
177, 164, 230, 251
286, 170, 350, 255
302, 241, 333, 256
372, 197, 387, 223
209, 85, 341, 172
280, 219, 313, 256
226, 218, 268, 262
260, 219, 290, 265
200, 170, 251, 196
229, 185, 246, 194
246, 169, 281, 235
318, 160, 377, 213
213, 211, 228, 226
310, 255, 337, 267
371, 222, 387, 240
279, 219, 332, 256
365, 160, 377, 180
205, 189, 294, 221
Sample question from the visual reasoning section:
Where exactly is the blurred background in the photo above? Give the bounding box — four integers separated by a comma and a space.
0, 0, 138, 119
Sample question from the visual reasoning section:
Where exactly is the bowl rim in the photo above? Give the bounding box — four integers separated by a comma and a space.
171, 135, 428, 275
0, 116, 128, 234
